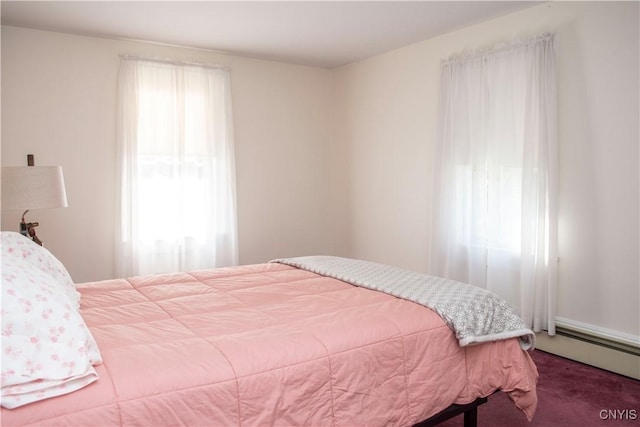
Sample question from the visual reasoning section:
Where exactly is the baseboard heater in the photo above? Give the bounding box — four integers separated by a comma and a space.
555, 321, 640, 357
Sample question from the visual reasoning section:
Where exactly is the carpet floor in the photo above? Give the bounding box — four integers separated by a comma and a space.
438, 350, 640, 427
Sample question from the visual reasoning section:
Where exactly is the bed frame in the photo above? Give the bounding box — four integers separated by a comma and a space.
413, 395, 490, 427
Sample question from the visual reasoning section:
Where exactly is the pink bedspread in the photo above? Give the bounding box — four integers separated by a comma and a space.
2, 262, 538, 426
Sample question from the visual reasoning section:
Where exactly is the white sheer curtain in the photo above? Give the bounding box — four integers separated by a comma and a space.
116, 57, 238, 276
429, 34, 558, 334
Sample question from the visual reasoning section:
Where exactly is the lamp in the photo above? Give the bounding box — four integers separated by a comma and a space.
1, 157, 68, 246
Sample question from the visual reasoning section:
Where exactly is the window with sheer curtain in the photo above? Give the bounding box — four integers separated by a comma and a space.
116, 57, 238, 276
429, 34, 558, 334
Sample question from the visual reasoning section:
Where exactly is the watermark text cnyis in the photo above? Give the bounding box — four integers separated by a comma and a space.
599, 409, 637, 421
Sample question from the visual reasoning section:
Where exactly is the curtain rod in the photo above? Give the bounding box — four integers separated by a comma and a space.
443, 33, 555, 66
120, 54, 229, 71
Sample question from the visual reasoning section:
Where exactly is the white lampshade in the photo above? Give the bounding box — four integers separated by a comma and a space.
1, 166, 68, 212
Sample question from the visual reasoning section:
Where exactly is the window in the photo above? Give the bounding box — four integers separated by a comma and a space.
429, 35, 558, 334
116, 57, 238, 276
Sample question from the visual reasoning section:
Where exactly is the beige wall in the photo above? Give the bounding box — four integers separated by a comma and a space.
332, 1, 639, 340
1, 26, 335, 282
2, 1, 638, 343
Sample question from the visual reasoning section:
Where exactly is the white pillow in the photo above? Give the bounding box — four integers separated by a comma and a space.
0, 233, 102, 408
1, 231, 80, 309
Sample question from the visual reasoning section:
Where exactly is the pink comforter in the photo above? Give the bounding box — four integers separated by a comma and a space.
2, 262, 538, 426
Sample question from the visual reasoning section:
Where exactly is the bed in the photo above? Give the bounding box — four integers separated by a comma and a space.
1, 231, 538, 426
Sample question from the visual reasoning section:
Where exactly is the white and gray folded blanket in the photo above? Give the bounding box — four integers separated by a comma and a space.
273, 256, 535, 350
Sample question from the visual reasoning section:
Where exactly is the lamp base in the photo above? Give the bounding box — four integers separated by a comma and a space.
20, 210, 43, 246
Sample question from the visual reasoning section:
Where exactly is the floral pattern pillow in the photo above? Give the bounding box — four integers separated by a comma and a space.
1, 233, 102, 408
1, 232, 80, 310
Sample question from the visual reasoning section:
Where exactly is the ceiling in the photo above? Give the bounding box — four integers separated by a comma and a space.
1, 1, 543, 68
